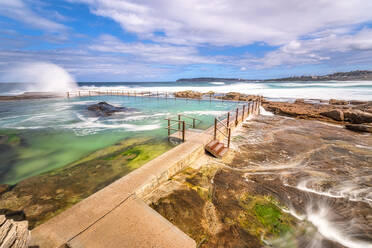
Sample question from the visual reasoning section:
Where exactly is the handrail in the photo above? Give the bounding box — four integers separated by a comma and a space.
178, 114, 203, 123
166, 122, 179, 127
165, 118, 195, 128
216, 127, 228, 137
215, 117, 228, 129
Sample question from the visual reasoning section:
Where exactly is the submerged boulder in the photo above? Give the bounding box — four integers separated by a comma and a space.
86, 102, 133, 117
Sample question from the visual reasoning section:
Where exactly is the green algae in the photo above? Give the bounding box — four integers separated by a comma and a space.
238, 194, 294, 242
0, 137, 173, 229
184, 165, 220, 201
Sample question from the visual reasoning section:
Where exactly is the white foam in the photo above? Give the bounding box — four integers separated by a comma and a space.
1, 62, 78, 92
183, 110, 226, 116
307, 205, 372, 248
78, 81, 372, 101
260, 106, 274, 116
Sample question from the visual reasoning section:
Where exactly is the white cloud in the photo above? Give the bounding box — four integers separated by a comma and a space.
0, 49, 175, 81
88, 34, 216, 64
69, 0, 372, 46
254, 28, 372, 68
0, 0, 66, 31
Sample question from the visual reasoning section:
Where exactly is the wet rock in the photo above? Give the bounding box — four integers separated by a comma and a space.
0, 215, 29, 248
0, 185, 10, 195
217, 92, 259, 101
86, 102, 132, 117
148, 115, 372, 247
294, 99, 305, 104
329, 99, 348, 105
343, 109, 372, 124
349, 100, 368, 105
320, 109, 344, 121
345, 124, 372, 133
174, 90, 203, 99
203, 91, 215, 96
264, 100, 372, 124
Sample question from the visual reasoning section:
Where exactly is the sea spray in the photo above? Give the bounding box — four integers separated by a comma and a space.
1, 62, 78, 93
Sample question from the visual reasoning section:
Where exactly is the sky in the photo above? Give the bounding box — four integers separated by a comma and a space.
0, 0, 372, 81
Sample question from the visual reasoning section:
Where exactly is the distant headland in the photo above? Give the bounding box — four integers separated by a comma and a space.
177, 70, 372, 82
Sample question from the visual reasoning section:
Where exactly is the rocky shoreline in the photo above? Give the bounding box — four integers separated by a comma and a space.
173, 91, 372, 133
0, 92, 64, 101
145, 114, 372, 247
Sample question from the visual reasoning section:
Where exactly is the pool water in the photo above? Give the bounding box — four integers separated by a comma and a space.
0, 95, 241, 184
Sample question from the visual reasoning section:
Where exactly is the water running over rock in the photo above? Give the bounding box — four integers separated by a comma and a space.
147, 115, 372, 247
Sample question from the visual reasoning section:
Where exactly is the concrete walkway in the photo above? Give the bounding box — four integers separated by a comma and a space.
30, 130, 212, 248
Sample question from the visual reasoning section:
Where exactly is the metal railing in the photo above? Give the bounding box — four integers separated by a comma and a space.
213, 98, 261, 148
165, 119, 186, 141
165, 114, 203, 142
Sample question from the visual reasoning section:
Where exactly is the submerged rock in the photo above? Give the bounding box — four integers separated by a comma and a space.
86, 102, 133, 117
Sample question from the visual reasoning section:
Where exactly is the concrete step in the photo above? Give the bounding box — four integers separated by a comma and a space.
206, 139, 218, 150
205, 140, 229, 159
217, 147, 229, 158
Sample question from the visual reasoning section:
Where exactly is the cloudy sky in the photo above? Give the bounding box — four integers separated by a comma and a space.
0, 0, 372, 81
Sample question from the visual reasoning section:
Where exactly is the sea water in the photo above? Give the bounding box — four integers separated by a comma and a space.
1, 79, 371, 184
1, 80, 372, 101
75, 80, 372, 101
0, 95, 240, 184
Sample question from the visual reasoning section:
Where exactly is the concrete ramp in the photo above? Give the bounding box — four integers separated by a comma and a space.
66, 195, 194, 248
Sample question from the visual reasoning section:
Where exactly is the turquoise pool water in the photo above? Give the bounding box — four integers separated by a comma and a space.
0, 95, 241, 184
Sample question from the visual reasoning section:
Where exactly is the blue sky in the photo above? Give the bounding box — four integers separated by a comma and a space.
0, 0, 372, 81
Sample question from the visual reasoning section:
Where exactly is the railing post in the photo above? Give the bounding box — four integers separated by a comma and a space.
227, 128, 231, 148
182, 121, 185, 142
178, 114, 181, 130
214, 118, 217, 140
242, 105, 245, 121
168, 119, 170, 136
227, 112, 230, 128
193, 118, 195, 128
235, 108, 238, 126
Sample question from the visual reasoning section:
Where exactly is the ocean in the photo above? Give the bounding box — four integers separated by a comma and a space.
0, 80, 372, 101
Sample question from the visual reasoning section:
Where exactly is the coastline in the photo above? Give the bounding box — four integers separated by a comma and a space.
0, 90, 371, 247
